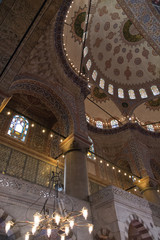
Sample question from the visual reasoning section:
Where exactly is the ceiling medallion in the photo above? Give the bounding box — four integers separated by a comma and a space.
70, 6, 87, 44
145, 97, 160, 111
91, 87, 109, 103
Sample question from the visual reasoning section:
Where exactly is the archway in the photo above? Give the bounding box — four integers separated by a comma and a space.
128, 220, 153, 240
8, 79, 75, 137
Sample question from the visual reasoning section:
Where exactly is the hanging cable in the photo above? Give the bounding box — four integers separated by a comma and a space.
87, 97, 123, 125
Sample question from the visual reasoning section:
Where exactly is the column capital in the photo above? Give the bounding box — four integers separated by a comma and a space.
135, 176, 160, 205
60, 133, 90, 154
135, 176, 157, 193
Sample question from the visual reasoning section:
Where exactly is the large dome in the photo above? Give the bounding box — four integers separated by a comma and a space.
63, 0, 160, 102
62, 0, 160, 128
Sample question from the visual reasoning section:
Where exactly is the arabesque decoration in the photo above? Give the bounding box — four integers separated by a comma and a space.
123, 20, 144, 42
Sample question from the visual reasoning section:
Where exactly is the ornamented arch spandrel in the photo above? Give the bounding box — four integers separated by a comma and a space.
124, 214, 154, 240
9, 79, 75, 137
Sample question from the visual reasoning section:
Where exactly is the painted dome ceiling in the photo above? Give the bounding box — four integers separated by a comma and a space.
63, 0, 160, 103
63, 0, 160, 128
84, 0, 160, 89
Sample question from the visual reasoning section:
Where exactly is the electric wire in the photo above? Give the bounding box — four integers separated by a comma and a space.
86, 97, 123, 125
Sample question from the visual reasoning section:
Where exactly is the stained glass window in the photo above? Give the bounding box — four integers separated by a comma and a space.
108, 84, 114, 95
139, 88, 148, 99
86, 115, 90, 123
151, 85, 160, 96
86, 59, 92, 71
87, 136, 95, 160
128, 89, 136, 99
83, 46, 88, 57
92, 70, 97, 81
7, 115, 29, 142
99, 79, 105, 89
118, 88, 124, 98
111, 119, 119, 128
96, 121, 103, 129
147, 124, 155, 132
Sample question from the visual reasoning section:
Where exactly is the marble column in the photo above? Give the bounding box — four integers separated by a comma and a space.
135, 176, 160, 205
60, 133, 90, 200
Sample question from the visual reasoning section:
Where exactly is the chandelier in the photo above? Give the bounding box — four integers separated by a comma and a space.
5, 165, 93, 240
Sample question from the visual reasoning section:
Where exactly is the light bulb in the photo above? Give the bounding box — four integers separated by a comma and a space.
47, 227, 51, 238
82, 207, 88, 220
65, 225, 70, 236
25, 232, 30, 240
55, 213, 61, 225
69, 219, 74, 229
5, 221, 13, 233
34, 212, 41, 227
61, 235, 65, 240
32, 225, 37, 235
88, 224, 93, 234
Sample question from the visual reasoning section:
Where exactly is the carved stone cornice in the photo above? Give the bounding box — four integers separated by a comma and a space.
90, 186, 150, 212
0, 173, 90, 213
60, 133, 91, 154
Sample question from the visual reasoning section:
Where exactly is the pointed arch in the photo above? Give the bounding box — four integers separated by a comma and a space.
124, 214, 154, 240
9, 79, 75, 137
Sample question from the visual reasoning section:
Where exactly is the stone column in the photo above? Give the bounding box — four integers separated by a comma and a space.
135, 176, 160, 205
60, 133, 90, 200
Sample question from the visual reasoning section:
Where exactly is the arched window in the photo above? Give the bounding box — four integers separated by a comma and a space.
147, 124, 155, 132
111, 119, 119, 128
92, 70, 97, 81
128, 89, 136, 99
7, 115, 29, 142
86, 59, 92, 70
108, 84, 114, 95
99, 78, 105, 89
151, 85, 160, 96
118, 88, 124, 98
139, 88, 148, 99
96, 121, 103, 129
87, 136, 95, 160
83, 46, 88, 57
